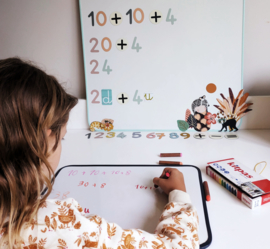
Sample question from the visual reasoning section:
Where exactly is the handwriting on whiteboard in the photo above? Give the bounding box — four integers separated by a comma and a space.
135, 185, 154, 190
52, 190, 71, 199
78, 181, 106, 188
68, 169, 132, 176
84, 208, 90, 213
77, 182, 155, 190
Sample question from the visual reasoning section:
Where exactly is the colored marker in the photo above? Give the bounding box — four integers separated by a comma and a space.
159, 161, 183, 165
154, 172, 170, 188
203, 181, 211, 201
160, 153, 182, 157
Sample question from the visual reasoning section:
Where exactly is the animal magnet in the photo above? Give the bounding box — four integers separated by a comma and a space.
90, 119, 114, 132
214, 88, 253, 132
177, 95, 216, 132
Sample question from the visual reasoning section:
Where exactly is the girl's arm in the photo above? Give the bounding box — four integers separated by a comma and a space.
97, 168, 199, 249
97, 189, 199, 249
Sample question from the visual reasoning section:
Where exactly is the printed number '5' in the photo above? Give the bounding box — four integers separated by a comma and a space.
132, 132, 141, 138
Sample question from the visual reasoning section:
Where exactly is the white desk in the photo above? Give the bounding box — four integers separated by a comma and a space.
57, 98, 270, 249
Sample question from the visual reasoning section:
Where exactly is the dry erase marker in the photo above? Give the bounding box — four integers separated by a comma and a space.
159, 161, 183, 165
203, 181, 211, 201
154, 172, 170, 188
160, 153, 182, 157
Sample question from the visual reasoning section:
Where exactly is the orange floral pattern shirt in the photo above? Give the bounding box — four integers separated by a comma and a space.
2, 190, 199, 249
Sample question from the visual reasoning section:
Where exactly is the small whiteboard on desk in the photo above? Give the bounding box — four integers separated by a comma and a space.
49, 165, 212, 248
79, 0, 244, 131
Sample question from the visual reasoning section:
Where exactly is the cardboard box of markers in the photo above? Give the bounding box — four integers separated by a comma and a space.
206, 158, 270, 209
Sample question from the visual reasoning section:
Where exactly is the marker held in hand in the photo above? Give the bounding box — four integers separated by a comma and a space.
154, 172, 170, 188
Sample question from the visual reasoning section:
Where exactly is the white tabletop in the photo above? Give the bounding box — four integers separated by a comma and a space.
56, 98, 270, 248
58, 128, 270, 249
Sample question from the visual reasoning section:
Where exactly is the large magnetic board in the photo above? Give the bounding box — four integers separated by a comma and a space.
48, 165, 212, 248
79, 0, 244, 131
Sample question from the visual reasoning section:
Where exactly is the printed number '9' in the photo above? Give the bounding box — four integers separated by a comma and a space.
180, 133, 190, 139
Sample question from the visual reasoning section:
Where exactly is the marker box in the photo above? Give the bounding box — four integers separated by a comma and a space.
208, 158, 270, 198
206, 158, 270, 209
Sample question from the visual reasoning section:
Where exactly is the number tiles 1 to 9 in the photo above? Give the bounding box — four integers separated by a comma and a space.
79, 0, 244, 131
85, 132, 239, 140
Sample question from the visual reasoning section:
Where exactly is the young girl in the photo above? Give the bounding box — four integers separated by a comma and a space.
0, 58, 199, 249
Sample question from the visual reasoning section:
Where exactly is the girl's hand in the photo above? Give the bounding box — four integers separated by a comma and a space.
153, 168, 186, 195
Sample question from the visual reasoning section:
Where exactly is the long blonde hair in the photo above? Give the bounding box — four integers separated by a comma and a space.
0, 58, 78, 248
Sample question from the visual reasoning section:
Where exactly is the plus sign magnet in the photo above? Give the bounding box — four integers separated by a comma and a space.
149, 10, 162, 24
116, 38, 128, 51
193, 133, 206, 139
117, 93, 129, 104
110, 12, 123, 26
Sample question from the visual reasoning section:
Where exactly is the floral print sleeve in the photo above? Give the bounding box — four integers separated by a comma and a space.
15, 190, 199, 249
98, 190, 199, 249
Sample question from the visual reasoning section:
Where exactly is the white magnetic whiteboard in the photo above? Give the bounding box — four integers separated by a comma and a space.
48, 165, 212, 247
79, 0, 244, 131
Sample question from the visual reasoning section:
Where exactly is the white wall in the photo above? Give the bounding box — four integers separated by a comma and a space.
0, 0, 269, 98
244, 0, 270, 95
0, 0, 85, 98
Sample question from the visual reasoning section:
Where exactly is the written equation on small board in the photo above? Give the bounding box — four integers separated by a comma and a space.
52, 169, 154, 199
